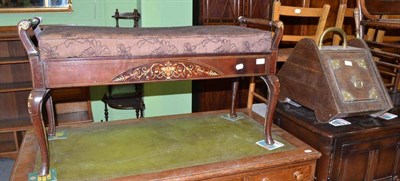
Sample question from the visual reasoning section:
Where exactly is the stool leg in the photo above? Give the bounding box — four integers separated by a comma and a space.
260, 75, 280, 145
229, 78, 239, 118
28, 90, 50, 176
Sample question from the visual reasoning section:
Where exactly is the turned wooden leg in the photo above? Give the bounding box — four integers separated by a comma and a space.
259, 75, 280, 145
104, 102, 109, 122
135, 109, 140, 118
46, 95, 56, 136
28, 90, 51, 176
230, 79, 239, 118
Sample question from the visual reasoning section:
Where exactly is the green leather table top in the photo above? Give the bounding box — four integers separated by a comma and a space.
35, 112, 294, 180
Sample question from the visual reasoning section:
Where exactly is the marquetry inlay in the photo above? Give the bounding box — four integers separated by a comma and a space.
112, 61, 222, 82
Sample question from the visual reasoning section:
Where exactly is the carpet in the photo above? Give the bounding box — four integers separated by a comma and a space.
0, 158, 14, 181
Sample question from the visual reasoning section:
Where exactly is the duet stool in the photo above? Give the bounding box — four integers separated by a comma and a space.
18, 16, 283, 176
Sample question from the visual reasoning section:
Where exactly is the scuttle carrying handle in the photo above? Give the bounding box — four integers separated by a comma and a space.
318, 27, 347, 49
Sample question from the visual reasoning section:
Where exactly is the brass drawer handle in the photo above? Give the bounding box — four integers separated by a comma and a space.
293, 171, 304, 181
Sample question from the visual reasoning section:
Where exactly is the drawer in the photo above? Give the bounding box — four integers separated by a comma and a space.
247, 164, 313, 181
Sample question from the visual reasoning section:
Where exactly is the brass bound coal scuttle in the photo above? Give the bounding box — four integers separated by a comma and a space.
277, 28, 393, 123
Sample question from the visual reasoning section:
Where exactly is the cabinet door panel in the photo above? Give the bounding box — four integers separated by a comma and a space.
202, 0, 243, 25
245, 0, 272, 20
336, 136, 400, 180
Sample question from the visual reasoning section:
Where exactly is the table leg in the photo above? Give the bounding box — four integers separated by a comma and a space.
28, 90, 50, 176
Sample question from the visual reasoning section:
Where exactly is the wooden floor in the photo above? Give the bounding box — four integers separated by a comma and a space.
11, 109, 320, 181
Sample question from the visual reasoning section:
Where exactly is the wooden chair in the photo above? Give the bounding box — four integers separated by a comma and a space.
102, 84, 145, 121
112, 9, 141, 28
333, 4, 356, 46
247, 0, 329, 111
102, 9, 145, 120
272, 0, 330, 62
356, 0, 400, 92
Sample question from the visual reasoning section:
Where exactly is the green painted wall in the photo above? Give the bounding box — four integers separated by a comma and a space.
0, 0, 193, 121
138, 0, 193, 118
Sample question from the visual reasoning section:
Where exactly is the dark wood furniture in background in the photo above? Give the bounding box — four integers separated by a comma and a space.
102, 84, 145, 120
193, 0, 273, 112
356, 0, 400, 93
0, 26, 92, 160
273, 93, 400, 180
192, 0, 358, 112
12, 109, 321, 181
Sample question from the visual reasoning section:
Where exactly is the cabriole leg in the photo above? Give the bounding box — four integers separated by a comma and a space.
28, 90, 51, 176
260, 75, 280, 145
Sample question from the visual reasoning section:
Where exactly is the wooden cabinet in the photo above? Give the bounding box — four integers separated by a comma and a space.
0, 26, 92, 159
273, 93, 400, 180
0, 26, 33, 159
194, 0, 272, 26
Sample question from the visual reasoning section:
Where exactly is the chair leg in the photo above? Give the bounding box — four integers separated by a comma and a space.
135, 109, 140, 118
247, 77, 256, 110
393, 68, 400, 93
140, 103, 144, 118
104, 102, 109, 122
28, 90, 50, 176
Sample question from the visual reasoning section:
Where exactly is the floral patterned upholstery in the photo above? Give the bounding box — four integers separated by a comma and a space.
38, 25, 272, 60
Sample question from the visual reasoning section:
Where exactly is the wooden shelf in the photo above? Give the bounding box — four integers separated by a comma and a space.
0, 139, 17, 153
0, 151, 18, 160
0, 81, 32, 93
0, 26, 92, 160
0, 131, 24, 160
0, 26, 22, 41
0, 117, 31, 132
0, 56, 29, 65
56, 111, 93, 125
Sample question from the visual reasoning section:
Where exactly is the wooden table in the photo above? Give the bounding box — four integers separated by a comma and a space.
273, 93, 400, 181
11, 109, 320, 180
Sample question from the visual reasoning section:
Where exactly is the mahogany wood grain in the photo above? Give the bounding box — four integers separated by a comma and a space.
17, 17, 283, 176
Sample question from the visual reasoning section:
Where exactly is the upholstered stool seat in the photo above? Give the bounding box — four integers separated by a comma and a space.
38, 25, 273, 60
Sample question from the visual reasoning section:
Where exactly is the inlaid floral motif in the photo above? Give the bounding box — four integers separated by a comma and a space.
112, 61, 222, 82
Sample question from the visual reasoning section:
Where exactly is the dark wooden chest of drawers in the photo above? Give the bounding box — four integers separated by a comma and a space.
273, 93, 400, 181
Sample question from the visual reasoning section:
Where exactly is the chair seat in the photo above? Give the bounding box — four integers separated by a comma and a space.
38, 25, 273, 60
104, 97, 144, 110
